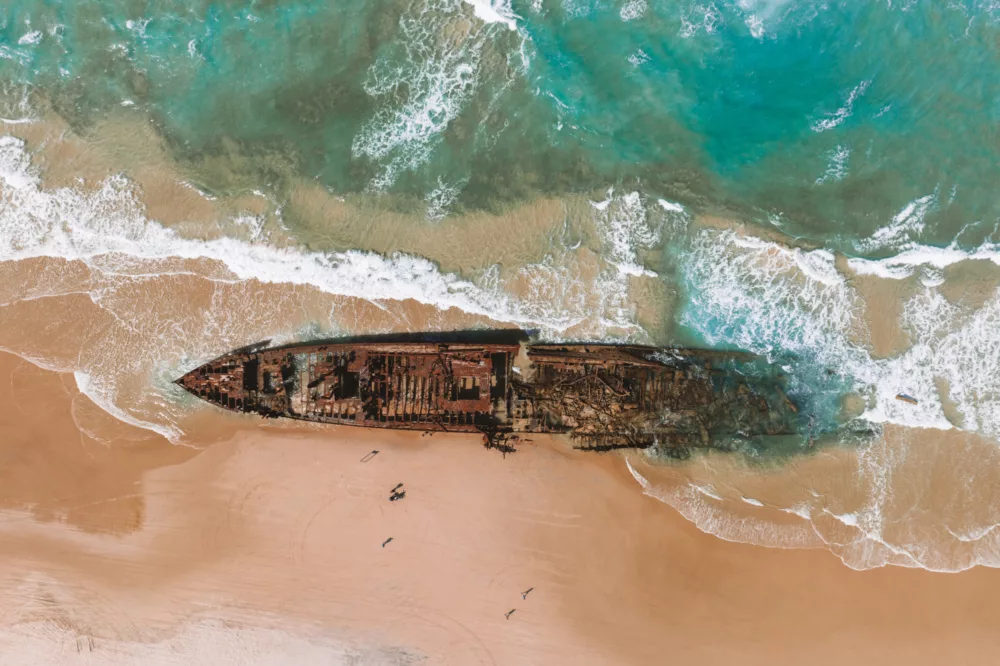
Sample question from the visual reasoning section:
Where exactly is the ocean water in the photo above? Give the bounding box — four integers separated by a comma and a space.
2, 0, 1000, 571
3, 0, 998, 242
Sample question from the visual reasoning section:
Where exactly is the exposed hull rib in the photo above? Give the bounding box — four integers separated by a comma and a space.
175, 333, 799, 454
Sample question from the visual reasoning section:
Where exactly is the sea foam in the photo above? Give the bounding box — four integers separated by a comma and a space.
17, 31, 43, 46
848, 241, 1000, 280
620, 0, 648, 21
681, 227, 1000, 434
461, 0, 519, 30
815, 145, 850, 184
0, 136, 553, 330
0, 134, 651, 442
352, 0, 524, 196
812, 79, 871, 133
590, 189, 663, 277
625, 458, 822, 550
856, 192, 937, 252
665, 224, 1000, 570
679, 3, 722, 38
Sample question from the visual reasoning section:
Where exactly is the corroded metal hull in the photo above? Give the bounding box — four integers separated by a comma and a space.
175, 332, 799, 454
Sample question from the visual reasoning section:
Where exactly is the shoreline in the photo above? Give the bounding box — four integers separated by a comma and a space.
3, 6, 1000, 662
4, 352, 1000, 664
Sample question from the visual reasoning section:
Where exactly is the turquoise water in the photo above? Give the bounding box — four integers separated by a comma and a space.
1, 0, 999, 442
4, 0, 1000, 571
2, 0, 998, 247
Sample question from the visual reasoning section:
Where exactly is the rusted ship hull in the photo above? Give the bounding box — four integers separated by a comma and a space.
175, 333, 799, 454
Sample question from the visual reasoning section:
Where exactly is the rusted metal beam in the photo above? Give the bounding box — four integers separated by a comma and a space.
175, 333, 800, 454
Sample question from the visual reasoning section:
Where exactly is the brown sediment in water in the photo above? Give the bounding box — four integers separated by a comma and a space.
286, 183, 586, 273
6, 114, 1000, 661
692, 213, 820, 248
7, 111, 593, 272
939, 260, 1000, 310
4, 110, 276, 232
840, 257, 917, 358
4, 113, 667, 348
4, 354, 1000, 664
628, 422, 1000, 572
933, 377, 964, 428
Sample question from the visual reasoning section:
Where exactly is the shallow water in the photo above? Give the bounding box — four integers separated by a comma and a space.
2, 0, 1000, 572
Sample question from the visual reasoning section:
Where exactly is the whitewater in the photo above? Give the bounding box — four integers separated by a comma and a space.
7, 118, 1000, 572
3, 0, 1000, 574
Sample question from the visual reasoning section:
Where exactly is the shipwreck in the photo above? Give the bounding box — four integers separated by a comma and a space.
175, 331, 801, 456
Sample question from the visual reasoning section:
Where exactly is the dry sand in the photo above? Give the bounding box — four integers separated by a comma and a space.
2, 351, 1000, 665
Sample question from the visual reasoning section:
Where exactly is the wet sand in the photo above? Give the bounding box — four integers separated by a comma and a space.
4, 60, 1000, 664
3, 352, 1000, 665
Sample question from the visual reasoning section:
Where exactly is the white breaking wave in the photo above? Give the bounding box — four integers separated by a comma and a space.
693, 484, 724, 501
849, 242, 1000, 280
732, 0, 798, 37
620, 0, 648, 21
589, 189, 667, 277
353, 0, 524, 191
898, 291, 1000, 436
657, 199, 685, 213
424, 176, 468, 220
625, 458, 822, 550
461, 0, 520, 30
856, 192, 937, 252
0, 136, 568, 330
815, 145, 850, 184
74, 371, 184, 443
736, 0, 797, 21
682, 230, 861, 361
681, 227, 1000, 434
0, 135, 652, 442
627, 49, 651, 67
665, 226, 1000, 571
847, 190, 1000, 280
17, 30, 43, 46
680, 3, 723, 38
812, 79, 871, 132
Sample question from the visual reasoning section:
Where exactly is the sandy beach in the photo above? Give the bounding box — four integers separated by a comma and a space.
4, 3, 1000, 662
2, 350, 999, 665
